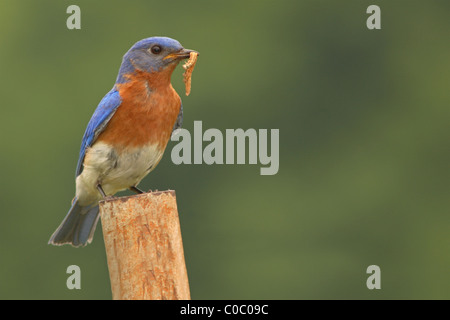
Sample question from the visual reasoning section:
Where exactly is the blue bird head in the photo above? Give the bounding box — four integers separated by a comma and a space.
116, 36, 197, 83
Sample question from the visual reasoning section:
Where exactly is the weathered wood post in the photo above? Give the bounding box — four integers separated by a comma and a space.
99, 190, 190, 300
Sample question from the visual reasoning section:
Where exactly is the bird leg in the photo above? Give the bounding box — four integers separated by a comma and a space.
129, 186, 145, 194
97, 184, 116, 201
97, 184, 108, 199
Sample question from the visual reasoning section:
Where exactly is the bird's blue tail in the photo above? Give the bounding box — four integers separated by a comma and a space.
48, 198, 100, 247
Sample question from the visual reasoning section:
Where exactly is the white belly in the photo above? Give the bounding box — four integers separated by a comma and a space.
76, 141, 164, 206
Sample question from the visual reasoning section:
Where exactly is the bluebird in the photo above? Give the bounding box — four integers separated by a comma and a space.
49, 37, 198, 247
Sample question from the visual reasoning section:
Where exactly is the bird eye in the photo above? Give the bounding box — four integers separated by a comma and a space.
150, 45, 162, 54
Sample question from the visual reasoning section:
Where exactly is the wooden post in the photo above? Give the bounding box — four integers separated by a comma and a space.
99, 190, 190, 300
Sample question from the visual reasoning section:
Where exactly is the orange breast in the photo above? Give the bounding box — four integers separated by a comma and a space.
97, 67, 181, 151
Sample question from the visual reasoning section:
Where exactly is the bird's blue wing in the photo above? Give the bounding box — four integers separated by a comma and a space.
75, 89, 122, 177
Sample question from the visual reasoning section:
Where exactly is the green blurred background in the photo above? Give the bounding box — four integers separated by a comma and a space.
0, 0, 449, 299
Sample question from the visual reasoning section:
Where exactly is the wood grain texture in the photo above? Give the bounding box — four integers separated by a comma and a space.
100, 190, 190, 300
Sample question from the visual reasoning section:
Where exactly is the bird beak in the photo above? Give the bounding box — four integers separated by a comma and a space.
164, 48, 199, 61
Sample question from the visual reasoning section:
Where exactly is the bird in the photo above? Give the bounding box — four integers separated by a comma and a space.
48, 36, 198, 247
